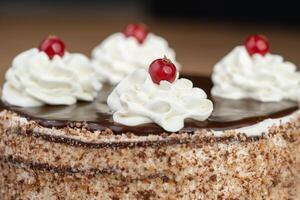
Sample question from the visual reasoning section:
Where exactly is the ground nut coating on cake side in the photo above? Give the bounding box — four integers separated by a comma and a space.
0, 110, 300, 200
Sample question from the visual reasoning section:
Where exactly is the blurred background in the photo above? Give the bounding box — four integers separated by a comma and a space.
1, 0, 300, 83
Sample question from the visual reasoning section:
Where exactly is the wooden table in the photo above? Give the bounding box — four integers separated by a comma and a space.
1, 17, 299, 84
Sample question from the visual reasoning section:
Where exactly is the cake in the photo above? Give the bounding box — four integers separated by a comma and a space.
0, 34, 300, 200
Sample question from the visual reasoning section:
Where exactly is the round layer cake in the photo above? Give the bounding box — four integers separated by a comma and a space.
0, 75, 299, 199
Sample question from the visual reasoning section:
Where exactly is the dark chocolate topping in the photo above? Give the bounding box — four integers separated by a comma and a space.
0, 75, 298, 135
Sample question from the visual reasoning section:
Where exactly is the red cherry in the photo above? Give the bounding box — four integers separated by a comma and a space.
123, 23, 149, 44
38, 36, 65, 59
149, 57, 177, 84
244, 34, 270, 56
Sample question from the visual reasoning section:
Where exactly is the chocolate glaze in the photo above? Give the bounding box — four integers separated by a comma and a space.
1, 155, 114, 175
1, 155, 169, 178
0, 75, 298, 135
19, 128, 262, 149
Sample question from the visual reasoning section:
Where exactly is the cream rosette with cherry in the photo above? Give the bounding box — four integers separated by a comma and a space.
92, 23, 180, 85
107, 58, 213, 132
211, 35, 300, 102
2, 36, 102, 107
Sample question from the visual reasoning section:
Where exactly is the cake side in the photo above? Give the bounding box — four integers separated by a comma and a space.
1, 109, 299, 199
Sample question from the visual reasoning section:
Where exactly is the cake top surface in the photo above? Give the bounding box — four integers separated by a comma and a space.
0, 33, 299, 135
0, 74, 297, 135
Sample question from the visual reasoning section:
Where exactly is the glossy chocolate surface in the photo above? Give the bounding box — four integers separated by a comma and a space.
0, 75, 298, 135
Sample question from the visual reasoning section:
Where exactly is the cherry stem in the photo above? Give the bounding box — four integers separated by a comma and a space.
163, 55, 172, 63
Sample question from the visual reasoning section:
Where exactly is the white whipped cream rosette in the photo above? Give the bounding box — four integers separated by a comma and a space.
107, 69, 213, 132
212, 46, 300, 102
2, 48, 102, 107
91, 33, 180, 85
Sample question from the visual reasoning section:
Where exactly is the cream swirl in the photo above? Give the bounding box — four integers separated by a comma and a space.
92, 33, 180, 84
211, 46, 300, 102
107, 69, 213, 132
2, 48, 102, 107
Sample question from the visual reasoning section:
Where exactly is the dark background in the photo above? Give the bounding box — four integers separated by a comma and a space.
1, 0, 299, 24
149, 0, 300, 25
